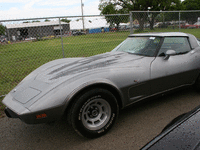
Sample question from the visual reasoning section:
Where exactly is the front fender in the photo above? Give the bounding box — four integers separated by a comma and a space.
64, 79, 124, 109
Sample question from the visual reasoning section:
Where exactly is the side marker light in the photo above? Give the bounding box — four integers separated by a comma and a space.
36, 113, 47, 119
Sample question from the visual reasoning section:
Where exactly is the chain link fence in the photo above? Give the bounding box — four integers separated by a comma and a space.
0, 14, 130, 97
130, 10, 200, 34
0, 11, 200, 97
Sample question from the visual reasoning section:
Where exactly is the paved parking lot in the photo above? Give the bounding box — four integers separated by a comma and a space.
0, 88, 200, 150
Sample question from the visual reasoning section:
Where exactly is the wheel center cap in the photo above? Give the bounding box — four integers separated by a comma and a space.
92, 110, 98, 117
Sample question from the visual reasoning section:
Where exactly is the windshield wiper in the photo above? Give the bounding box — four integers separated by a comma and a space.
176, 51, 189, 55
127, 52, 149, 56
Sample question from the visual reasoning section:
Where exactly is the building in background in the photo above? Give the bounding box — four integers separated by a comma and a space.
6, 21, 69, 41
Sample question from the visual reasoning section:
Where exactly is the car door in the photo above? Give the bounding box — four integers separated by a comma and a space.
150, 37, 199, 94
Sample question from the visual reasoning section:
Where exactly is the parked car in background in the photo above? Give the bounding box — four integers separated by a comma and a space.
110, 27, 117, 32
181, 23, 200, 29
154, 22, 168, 28
3, 32, 200, 138
133, 24, 139, 29
72, 31, 86, 36
154, 22, 161, 28
25, 37, 36, 41
141, 104, 200, 150
144, 24, 150, 28
0, 35, 7, 43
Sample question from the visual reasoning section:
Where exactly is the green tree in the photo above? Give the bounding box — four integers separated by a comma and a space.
99, 2, 129, 31
23, 21, 31, 23
0, 24, 5, 35
45, 19, 50, 22
32, 20, 40, 23
182, 0, 200, 10
60, 18, 71, 23
181, 0, 200, 24
99, 0, 181, 31
120, 0, 181, 30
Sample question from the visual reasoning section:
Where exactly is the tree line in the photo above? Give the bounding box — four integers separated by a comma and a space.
99, 0, 200, 31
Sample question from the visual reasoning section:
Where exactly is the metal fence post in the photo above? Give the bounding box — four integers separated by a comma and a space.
163, 12, 165, 23
7, 28, 10, 41
179, 12, 181, 32
59, 17, 65, 58
129, 11, 133, 34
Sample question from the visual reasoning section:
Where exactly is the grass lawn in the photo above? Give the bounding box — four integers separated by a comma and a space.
0, 31, 129, 115
0, 31, 129, 95
0, 28, 200, 117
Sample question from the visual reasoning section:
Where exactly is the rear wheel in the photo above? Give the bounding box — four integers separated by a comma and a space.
69, 88, 119, 138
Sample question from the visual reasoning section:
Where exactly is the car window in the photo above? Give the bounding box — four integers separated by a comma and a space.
112, 37, 161, 57
158, 37, 191, 56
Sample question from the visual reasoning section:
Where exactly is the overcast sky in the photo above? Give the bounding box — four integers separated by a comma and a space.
0, 0, 101, 20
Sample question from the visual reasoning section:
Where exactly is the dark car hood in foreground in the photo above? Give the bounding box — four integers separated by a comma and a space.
35, 52, 144, 83
141, 107, 200, 150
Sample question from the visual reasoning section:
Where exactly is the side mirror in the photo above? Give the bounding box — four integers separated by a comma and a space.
164, 50, 176, 60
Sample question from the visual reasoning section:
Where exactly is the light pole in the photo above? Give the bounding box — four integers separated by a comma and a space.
81, 0, 85, 30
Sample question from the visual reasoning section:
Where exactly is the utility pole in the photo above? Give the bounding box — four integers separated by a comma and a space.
81, 0, 85, 30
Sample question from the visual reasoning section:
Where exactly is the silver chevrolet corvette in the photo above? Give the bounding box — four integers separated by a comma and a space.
3, 32, 200, 138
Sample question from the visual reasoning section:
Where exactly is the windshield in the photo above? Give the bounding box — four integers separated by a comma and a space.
112, 37, 161, 57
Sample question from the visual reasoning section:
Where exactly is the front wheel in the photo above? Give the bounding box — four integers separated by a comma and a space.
194, 75, 200, 91
69, 88, 119, 138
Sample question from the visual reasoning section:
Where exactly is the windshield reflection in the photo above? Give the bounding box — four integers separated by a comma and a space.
112, 37, 161, 57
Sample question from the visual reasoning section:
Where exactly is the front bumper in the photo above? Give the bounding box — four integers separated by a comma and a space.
4, 105, 65, 124
3, 92, 67, 124
5, 107, 19, 118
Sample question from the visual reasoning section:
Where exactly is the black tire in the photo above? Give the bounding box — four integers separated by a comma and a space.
194, 75, 200, 91
69, 88, 119, 138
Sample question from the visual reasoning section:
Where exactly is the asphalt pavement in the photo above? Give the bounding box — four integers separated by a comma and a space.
0, 88, 200, 150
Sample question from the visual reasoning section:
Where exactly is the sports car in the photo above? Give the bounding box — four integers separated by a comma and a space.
3, 32, 200, 138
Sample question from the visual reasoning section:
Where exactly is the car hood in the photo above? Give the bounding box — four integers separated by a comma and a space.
142, 109, 200, 150
8, 51, 148, 107
34, 51, 145, 83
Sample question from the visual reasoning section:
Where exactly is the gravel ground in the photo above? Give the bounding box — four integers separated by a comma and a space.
0, 88, 200, 150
